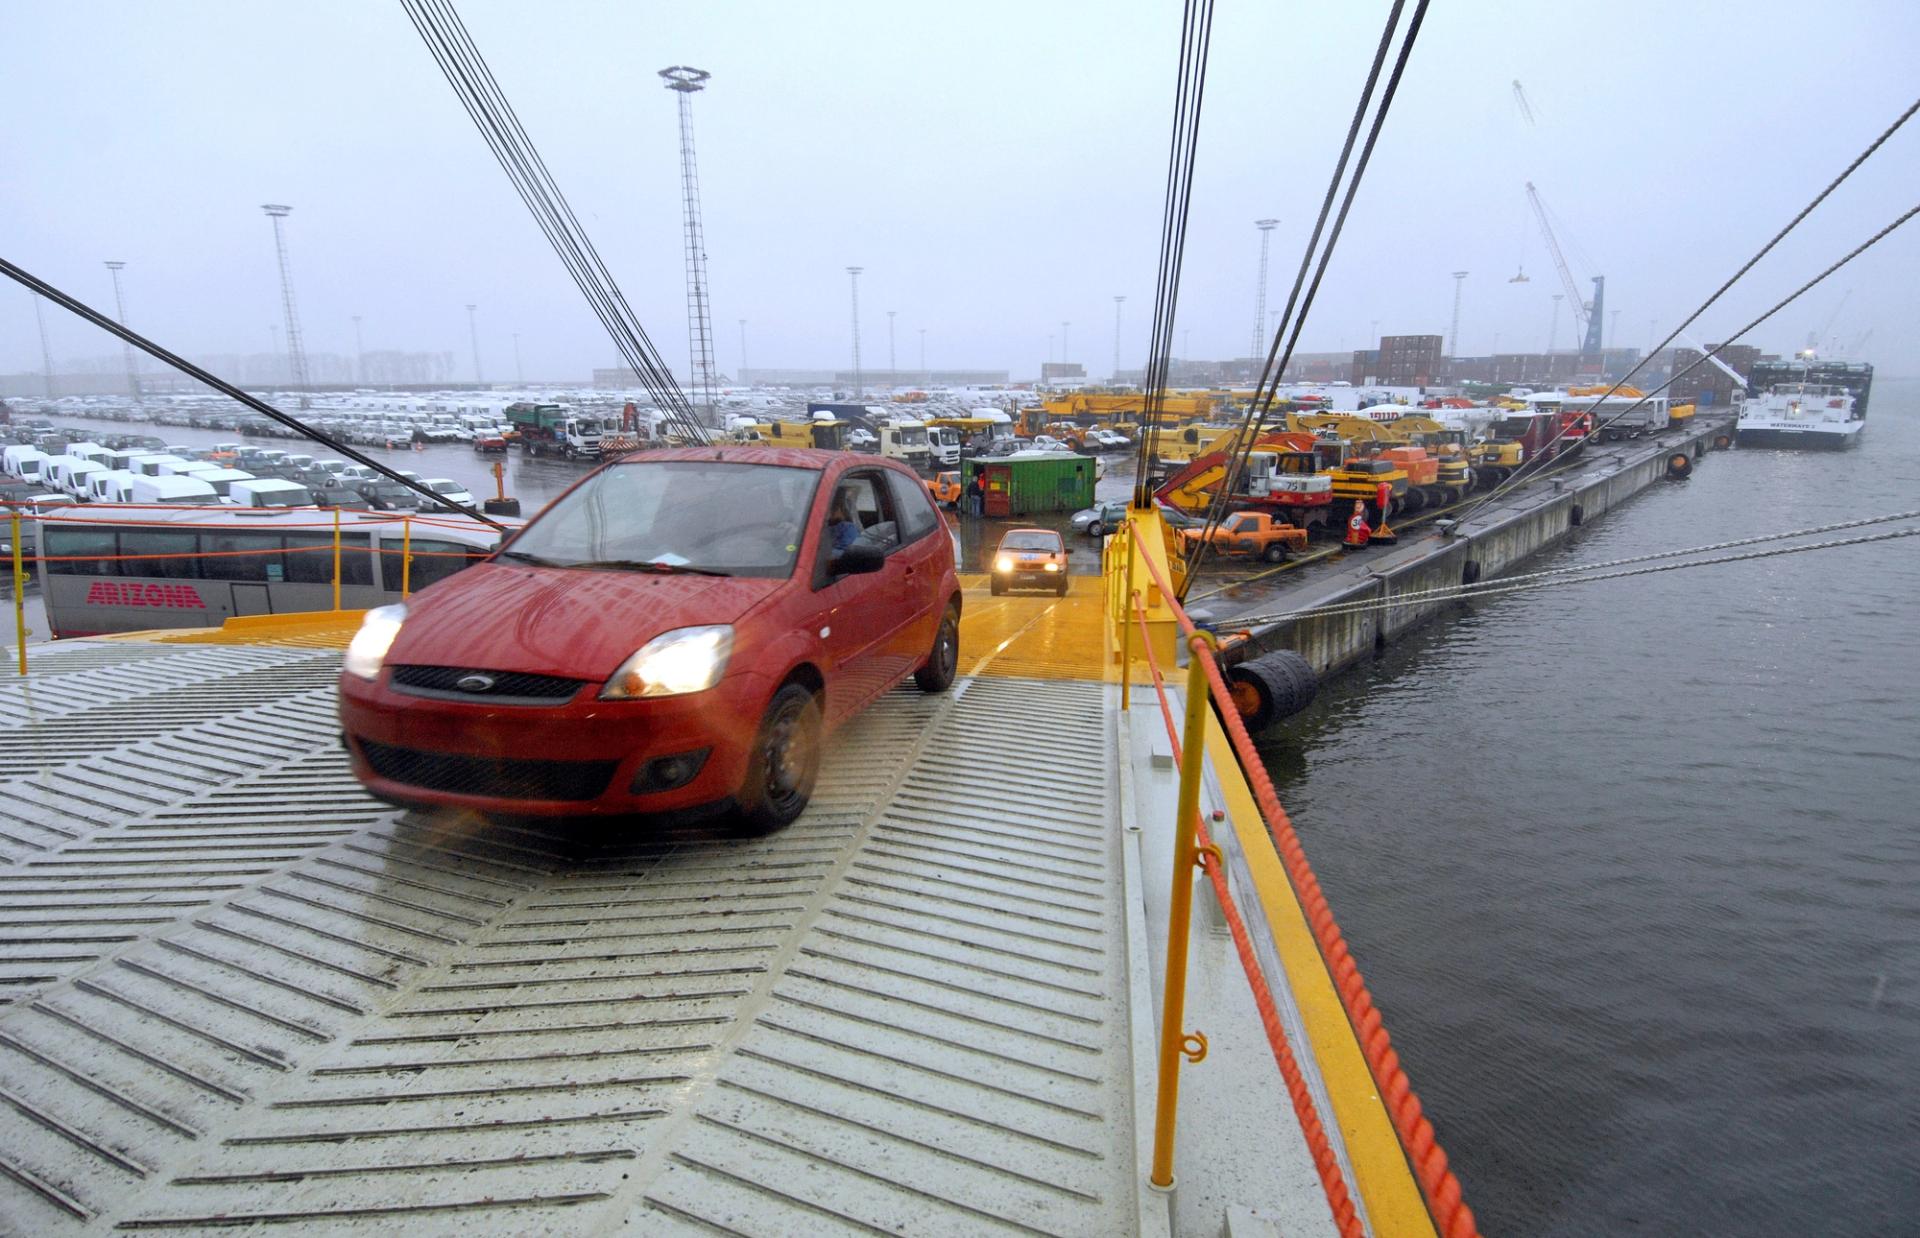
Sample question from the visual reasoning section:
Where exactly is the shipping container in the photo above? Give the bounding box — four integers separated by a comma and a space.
963, 455, 1096, 516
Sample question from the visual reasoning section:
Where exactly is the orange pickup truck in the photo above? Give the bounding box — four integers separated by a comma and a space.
1180, 510, 1309, 563
925, 471, 962, 507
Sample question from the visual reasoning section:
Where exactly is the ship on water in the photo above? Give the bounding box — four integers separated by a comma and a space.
1735, 378, 1867, 450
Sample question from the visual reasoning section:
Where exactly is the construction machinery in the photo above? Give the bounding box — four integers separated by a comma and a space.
1155, 428, 1408, 532
1290, 413, 1462, 511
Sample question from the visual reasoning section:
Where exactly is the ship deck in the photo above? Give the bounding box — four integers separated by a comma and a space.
0, 580, 1434, 1236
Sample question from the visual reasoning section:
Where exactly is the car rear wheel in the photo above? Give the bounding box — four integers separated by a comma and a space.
914, 605, 960, 693
1261, 542, 1287, 563
1086, 520, 1104, 538
734, 684, 821, 835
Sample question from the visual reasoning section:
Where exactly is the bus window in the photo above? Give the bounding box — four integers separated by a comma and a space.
119, 529, 201, 579
202, 532, 280, 583
283, 533, 373, 586
42, 527, 120, 577
398, 539, 484, 592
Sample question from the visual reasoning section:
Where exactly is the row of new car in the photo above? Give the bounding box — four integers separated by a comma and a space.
1, 440, 474, 513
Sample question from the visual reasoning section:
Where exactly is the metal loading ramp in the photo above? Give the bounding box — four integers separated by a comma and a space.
0, 639, 1143, 1235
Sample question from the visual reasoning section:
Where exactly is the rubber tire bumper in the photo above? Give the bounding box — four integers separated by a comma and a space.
1226, 651, 1318, 731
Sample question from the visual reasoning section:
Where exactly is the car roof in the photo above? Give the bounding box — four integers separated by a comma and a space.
999, 527, 1063, 541
608, 445, 875, 473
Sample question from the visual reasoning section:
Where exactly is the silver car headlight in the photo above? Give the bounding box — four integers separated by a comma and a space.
601, 625, 734, 700
343, 604, 407, 680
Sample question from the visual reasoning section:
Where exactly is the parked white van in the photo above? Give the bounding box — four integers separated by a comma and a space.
68, 442, 112, 467
90, 470, 139, 503
103, 449, 157, 473
3, 446, 52, 481
131, 454, 192, 478
53, 458, 109, 500
193, 468, 255, 500
128, 475, 221, 506
228, 479, 312, 508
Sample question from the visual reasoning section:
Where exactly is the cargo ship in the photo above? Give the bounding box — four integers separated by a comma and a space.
1735, 381, 1865, 450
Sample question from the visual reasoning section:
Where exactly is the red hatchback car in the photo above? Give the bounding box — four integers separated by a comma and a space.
338, 447, 961, 830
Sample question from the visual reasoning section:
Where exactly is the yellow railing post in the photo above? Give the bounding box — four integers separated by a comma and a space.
10, 511, 26, 676
400, 516, 413, 599
1119, 520, 1136, 709
331, 508, 342, 612
1149, 629, 1218, 1190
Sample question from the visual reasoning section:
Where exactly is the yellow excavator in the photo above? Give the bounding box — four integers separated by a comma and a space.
1289, 413, 1456, 512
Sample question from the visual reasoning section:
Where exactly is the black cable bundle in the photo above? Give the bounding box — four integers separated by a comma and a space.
401, 0, 710, 444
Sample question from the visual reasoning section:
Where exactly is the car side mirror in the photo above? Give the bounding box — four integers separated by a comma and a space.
832, 540, 886, 576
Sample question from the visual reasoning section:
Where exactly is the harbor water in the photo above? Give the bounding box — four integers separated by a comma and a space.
1259, 380, 1920, 1235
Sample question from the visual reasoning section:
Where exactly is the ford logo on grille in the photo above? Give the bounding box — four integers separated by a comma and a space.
455, 673, 496, 693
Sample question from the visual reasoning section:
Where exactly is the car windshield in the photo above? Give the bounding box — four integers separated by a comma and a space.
501, 459, 821, 578
428, 481, 461, 494
1001, 532, 1061, 553
255, 489, 309, 507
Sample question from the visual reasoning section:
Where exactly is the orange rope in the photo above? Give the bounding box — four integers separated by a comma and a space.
1132, 552, 1482, 1238
1130, 594, 1364, 1237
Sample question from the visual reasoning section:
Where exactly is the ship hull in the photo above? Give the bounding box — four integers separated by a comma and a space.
1733, 425, 1861, 450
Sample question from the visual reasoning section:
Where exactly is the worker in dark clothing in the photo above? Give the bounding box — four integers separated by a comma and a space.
828, 492, 861, 552
965, 473, 985, 518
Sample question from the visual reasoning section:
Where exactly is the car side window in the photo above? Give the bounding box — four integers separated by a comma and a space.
883, 470, 939, 544
815, 472, 899, 585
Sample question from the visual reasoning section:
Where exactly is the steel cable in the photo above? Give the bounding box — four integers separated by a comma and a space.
0, 259, 506, 530
1229, 522, 1920, 628
401, 0, 708, 443
1183, 0, 1430, 594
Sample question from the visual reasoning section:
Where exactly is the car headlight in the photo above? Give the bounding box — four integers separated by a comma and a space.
1043, 562, 1061, 572
343, 603, 406, 680
995, 556, 1014, 573
601, 625, 734, 699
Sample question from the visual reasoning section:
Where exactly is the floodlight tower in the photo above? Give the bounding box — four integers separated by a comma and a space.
846, 267, 864, 395
661, 66, 718, 425
1112, 295, 1126, 379
466, 304, 484, 384
260, 206, 310, 392
1252, 219, 1279, 356
1448, 270, 1468, 357
31, 292, 56, 397
102, 261, 141, 403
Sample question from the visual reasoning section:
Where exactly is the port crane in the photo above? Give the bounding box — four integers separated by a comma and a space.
1525, 181, 1605, 354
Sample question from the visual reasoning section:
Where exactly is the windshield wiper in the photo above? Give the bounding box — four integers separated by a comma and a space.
497, 549, 564, 567
577, 559, 734, 577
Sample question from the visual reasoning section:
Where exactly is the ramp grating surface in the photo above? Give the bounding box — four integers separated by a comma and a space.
0, 639, 1137, 1235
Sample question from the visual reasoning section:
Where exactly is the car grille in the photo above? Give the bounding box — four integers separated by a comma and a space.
358, 740, 616, 802
389, 664, 586, 701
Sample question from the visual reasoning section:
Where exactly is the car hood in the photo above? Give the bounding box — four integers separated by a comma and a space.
385, 561, 784, 680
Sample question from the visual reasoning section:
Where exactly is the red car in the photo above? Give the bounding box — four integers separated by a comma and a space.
338, 447, 961, 829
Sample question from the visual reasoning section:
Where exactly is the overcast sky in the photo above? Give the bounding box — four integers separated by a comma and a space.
5, 0, 1917, 384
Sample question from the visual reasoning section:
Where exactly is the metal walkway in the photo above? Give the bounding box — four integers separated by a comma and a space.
0, 638, 1143, 1234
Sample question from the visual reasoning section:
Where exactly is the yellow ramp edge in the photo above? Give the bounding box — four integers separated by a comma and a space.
1201, 713, 1439, 1236
102, 610, 367, 648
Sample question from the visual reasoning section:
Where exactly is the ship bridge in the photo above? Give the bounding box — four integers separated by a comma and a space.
0, 522, 1471, 1237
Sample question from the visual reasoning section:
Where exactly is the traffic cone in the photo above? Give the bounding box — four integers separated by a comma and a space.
1344, 499, 1371, 547
1368, 482, 1400, 544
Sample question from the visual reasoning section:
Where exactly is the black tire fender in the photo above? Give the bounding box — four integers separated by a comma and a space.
1225, 651, 1318, 731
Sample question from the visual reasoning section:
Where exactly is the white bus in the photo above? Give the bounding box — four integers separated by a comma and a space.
37, 505, 515, 637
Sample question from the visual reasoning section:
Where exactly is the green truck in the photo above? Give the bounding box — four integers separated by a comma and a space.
506, 402, 605, 459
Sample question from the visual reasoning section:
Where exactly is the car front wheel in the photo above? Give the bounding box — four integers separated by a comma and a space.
735, 683, 821, 834
914, 605, 960, 693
